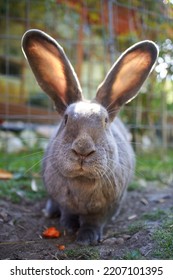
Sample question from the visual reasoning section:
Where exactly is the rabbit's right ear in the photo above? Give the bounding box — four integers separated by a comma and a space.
22, 29, 82, 115
95, 41, 159, 120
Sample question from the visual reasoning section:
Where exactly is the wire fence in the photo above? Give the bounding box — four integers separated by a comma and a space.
0, 0, 173, 151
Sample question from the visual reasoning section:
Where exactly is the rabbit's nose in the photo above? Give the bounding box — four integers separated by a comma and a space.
71, 137, 96, 159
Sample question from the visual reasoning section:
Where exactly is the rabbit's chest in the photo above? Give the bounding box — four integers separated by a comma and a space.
60, 180, 117, 215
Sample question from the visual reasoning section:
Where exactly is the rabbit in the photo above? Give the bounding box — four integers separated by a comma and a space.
21, 29, 158, 245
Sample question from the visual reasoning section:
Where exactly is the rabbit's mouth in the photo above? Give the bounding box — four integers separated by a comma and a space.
55, 145, 109, 179
61, 159, 106, 179
65, 165, 96, 178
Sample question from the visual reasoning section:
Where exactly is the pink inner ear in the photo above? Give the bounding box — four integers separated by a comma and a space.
111, 50, 152, 101
27, 41, 67, 99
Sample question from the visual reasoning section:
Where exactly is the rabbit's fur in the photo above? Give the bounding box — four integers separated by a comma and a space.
22, 30, 158, 245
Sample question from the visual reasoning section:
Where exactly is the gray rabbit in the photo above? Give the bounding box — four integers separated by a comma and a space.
22, 30, 158, 245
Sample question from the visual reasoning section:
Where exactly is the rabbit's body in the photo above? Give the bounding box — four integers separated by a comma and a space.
43, 109, 135, 216
42, 102, 135, 243
22, 29, 158, 244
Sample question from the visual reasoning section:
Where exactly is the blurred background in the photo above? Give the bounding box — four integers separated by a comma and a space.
1, 1, 173, 261
0, 0, 173, 195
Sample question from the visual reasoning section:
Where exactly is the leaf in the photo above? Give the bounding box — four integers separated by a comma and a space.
128, 214, 137, 220
0, 169, 13, 180
31, 179, 38, 192
42, 227, 61, 238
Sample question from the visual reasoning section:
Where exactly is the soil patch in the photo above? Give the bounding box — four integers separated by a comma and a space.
0, 183, 173, 259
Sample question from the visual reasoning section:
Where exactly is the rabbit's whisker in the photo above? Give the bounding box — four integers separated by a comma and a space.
103, 167, 116, 190
94, 166, 109, 184
107, 157, 145, 178
97, 164, 115, 183
24, 153, 59, 175
42, 166, 59, 178
21, 150, 44, 158
114, 140, 142, 146
105, 101, 119, 113
108, 109, 120, 117
96, 168, 112, 190
24, 158, 43, 175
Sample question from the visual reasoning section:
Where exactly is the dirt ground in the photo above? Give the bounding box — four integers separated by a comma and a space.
0, 183, 173, 260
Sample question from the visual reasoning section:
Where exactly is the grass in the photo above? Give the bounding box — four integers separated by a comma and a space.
62, 247, 100, 260
152, 213, 173, 259
127, 221, 146, 234
125, 210, 173, 259
141, 209, 173, 259
122, 249, 144, 260
120, 209, 172, 260
127, 149, 173, 191
135, 149, 173, 181
0, 149, 44, 173
142, 209, 167, 221
128, 181, 141, 191
0, 178, 46, 202
0, 148, 46, 202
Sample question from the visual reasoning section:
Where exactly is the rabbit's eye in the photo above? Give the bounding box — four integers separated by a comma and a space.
103, 116, 109, 128
105, 117, 108, 124
64, 114, 68, 125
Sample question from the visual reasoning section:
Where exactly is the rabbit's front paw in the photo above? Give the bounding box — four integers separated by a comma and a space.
61, 214, 80, 233
76, 227, 101, 245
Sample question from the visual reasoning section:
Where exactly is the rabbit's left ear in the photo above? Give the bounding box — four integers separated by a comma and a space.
22, 29, 82, 115
95, 41, 159, 120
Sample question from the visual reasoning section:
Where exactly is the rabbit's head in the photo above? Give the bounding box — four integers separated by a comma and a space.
22, 30, 158, 180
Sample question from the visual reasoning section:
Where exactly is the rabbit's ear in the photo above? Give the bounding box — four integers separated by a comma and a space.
95, 41, 159, 120
22, 29, 82, 115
